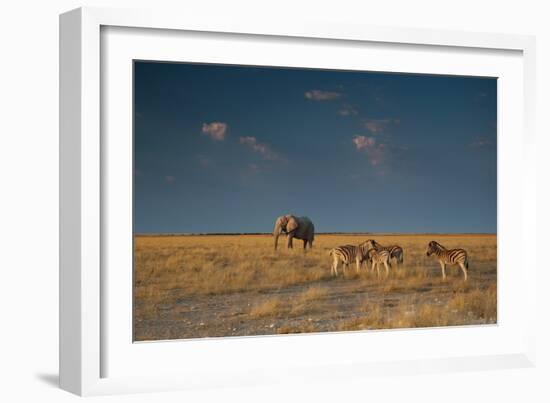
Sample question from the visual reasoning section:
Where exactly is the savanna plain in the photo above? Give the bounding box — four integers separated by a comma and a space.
134, 234, 496, 341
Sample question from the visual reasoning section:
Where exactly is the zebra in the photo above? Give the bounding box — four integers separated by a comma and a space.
426, 241, 468, 281
366, 248, 392, 278
368, 239, 404, 265
329, 241, 370, 276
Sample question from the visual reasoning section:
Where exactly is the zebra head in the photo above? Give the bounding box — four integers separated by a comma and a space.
426, 241, 439, 256
365, 239, 376, 251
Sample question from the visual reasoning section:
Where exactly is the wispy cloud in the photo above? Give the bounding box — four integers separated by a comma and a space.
304, 89, 341, 101
364, 118, 400, 134
165, 175, 176, 183
352, 135, 386, 167
201, 122, 227, 141
338, 104, 358, 116
239, 136, 279, 160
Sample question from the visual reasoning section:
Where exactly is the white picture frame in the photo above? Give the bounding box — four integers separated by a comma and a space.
59, 6, 537, 396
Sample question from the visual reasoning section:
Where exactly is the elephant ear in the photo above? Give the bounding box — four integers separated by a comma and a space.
286, 216, 299, 232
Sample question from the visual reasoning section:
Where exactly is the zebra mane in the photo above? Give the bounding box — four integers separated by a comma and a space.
358, 241, 370, 250
430, 241, 446, 250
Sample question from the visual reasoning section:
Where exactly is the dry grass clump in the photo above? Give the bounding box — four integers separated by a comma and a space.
289, 286, 329, 317
297, 285, 328, 302
247, 286, 330, 319
337, 281, 497, 332
249, 297, 285, 318
446, 283, 497, 322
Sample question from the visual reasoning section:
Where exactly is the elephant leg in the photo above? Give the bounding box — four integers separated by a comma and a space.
303, 239, 308, 250
287, 235, 293, 249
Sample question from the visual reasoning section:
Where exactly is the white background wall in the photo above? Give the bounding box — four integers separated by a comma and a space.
0, 0, 548, 401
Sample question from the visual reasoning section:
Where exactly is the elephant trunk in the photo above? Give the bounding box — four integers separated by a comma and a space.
274, 233, 279, 250
273, 224, 281, 250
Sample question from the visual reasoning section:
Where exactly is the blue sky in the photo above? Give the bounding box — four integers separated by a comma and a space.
134, 61, 496, 234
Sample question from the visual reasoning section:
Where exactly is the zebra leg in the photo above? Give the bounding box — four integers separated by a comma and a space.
440, 262, 446, 279
459, 262, 468, 281
356, 257, 361, 273
384, 261, 390, 277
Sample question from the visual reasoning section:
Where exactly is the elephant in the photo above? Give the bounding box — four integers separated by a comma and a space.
273, 215, 315, 250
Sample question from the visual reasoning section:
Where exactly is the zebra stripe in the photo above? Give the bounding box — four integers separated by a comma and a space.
329, 241, 370, 276
369, 239, 404, 265
426, 241, 468, 281
366, 247, 392, 277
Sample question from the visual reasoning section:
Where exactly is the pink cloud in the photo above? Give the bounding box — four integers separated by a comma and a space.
352, 135, 376, 150
304, 89, 341, 101
338, 104, 358, 116
352, 135, 386, 166
239, 136, 279, 160
201, 122, 227, 141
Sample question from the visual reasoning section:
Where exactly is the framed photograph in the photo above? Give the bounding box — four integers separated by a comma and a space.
60, 7, 537, 396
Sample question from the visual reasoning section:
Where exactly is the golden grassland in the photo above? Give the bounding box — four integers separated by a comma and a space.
134, 233, 496, 341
